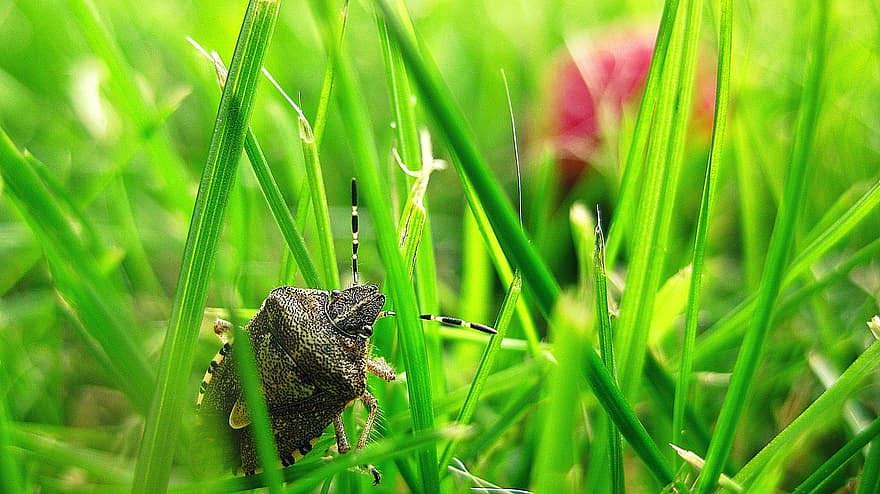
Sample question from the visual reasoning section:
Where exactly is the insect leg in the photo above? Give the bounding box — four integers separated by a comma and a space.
333, 413, 351, 454
366, 357, 396, 382
351, 177, 360, 286
357, 391, 382, 485
196, 325, 235, 408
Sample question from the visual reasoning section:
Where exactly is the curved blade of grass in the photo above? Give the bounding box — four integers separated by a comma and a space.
374, 0, 558, 316
13, 429, 132, 485
132, 2, 281, 492
0, 131, 153, 411
791, 415, 880, 494
376, 1, 673, 484
168, 427, 460, 494
694, 2, 829, 490
311, 0, 349, 150
309, 1, 440, 490
733, 336, 880, 486
673, 0, 732, 462
438, 273, 521, 474
66, 0, 192, 216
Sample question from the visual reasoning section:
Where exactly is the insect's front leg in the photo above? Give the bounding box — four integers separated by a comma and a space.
333, 413, 351, 454
366, 357, 396, 382
357, 391, 382, 485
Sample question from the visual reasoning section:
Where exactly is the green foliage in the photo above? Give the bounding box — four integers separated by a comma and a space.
2, 0, 880, 492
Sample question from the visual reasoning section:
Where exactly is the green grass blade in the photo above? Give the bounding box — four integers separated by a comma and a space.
673, 0, 732, 460
228, 312, 283, 494
308, 2, 440, 490
594, 226, 624, 494
132, 1, 281, 491
374, 0, 559, 317
245, 130, 322, 288
857, 433, 880, 494
311, 0, 349, 150
733, 333, 880, 486
66, 0, 192, 216
615, 0, 702, 399
0, 131, 153, 411
0, 392, 22, 492
695, 2, 829, 490
604, 0, 681, 268
437, 273, 522, 474
792, 415, 880, 494
376, 3, 674, 483
531, 294, 590, 493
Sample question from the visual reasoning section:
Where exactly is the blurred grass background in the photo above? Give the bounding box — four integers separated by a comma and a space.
1, 0, 879, 492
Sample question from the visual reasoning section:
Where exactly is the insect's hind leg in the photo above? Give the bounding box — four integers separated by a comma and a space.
333, 413, 351, 454
196, 319, 236, 408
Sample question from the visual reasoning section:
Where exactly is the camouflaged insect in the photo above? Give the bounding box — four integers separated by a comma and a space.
196, 179, 496, 484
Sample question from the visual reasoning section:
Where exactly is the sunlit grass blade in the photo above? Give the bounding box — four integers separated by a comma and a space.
604, 0, 681, 268
731, 331, 880, 486
438, 273, 521, 474
614, 0, 702, 399
695, 2, 829, 489
673, 0, 732, 463
308, 1, 440, 490
531, 293, 590, 493
132, 1, 281, 492
0, 131, 153, 411
791, 415, 880, 494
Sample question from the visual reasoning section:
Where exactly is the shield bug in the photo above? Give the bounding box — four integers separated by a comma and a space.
196, 178, 497, 483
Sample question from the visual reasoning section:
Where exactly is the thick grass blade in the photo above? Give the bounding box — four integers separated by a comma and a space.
376, 1, 674, 484
228, 311, 283, 494
132, 2, 281, 492
694, 2, 829, 489
530, 294, 590, 493
792, 415, 880, 494
857, 435, 880, 494
438, 274, 522, 474
615, 0, 702, 399
673, 0, 732, 461
732, 335, 880, 486
308, 1, 440, 490
604, 0, 681, 268
297, 117, 338, 288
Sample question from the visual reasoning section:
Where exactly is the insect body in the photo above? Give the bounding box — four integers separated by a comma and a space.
197, 179, 495, 483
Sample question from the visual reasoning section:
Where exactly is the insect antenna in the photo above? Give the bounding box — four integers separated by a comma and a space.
351, 177, 360, 286
378, 311, 497, 335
